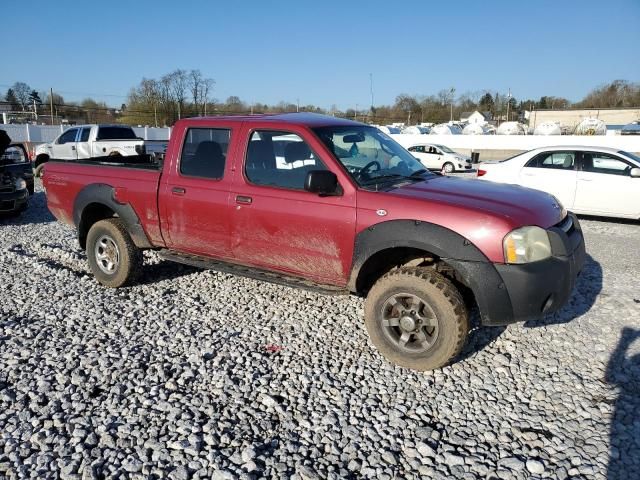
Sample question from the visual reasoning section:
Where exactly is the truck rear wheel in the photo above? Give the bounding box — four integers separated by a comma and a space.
86, 218, 143, 288
364, 267, 468, 371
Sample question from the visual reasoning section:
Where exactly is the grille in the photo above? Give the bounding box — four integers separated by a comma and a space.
0, 199, 15, 211
0, 185, 14, 194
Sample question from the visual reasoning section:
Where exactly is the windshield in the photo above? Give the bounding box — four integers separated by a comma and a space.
434, 144, 454, 154
619, 150, 640, 164
312, 125, 434, 189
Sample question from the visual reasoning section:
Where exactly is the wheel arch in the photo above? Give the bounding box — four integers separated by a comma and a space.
348, 219, 514, 325
73, 183, 152, 250
35, 153, 49, 166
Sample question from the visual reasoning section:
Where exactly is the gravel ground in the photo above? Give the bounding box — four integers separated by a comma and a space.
1, 183, 639, 480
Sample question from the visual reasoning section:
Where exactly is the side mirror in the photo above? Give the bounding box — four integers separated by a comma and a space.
630, 167, 640, 178
304, 170, 340, 196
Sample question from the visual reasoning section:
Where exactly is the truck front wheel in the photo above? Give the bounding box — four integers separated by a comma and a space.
364, 267, 469, 371
86, 218, 143, 288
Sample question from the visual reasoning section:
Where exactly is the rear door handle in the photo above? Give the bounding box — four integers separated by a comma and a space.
172, 187, 186, 195
71, 146, 76, 151
578, 178, 593, 182
236, 195, 252, 204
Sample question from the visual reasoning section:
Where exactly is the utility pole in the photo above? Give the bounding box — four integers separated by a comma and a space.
506, 88, 512, 122
296, 98, 299, 112
355, 104, 358, 121
449, 87, 455, 122
369, 73, 374, 112
50, 88, 54, 125
33, 98, 38, 120
154, 103, 158, 127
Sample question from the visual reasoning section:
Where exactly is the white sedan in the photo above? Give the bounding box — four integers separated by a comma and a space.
478, 146, 640, 220
407, 143, 473, 173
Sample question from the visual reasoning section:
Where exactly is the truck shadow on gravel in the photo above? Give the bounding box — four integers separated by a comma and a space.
606, 327, 640, 479
136, 260, 200, 285
0, 192, 55, 226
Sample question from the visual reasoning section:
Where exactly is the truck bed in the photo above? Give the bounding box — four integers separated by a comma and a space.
44, 157, 164, 246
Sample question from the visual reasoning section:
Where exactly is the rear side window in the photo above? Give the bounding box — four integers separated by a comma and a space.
526, 151, 575, 170
245, 130, 327, 190
79, 127, 91, 142
96, 127, 137, 140
180, 128, 230, 179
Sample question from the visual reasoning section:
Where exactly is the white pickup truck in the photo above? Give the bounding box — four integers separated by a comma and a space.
34, 124, 145, 176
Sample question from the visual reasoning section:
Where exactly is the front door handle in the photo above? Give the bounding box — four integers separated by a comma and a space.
71, 146, 76, 151
172, 187, 186, 195
236, 195, 252, 204
578, 178, 593, 182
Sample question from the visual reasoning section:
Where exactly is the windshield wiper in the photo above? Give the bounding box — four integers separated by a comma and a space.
362, 174, 406, 185
410, 169, 430, 177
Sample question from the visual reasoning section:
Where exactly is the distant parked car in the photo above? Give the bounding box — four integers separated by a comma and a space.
407, 143, 473, 173
0, 134, 33, 215
33, 124, 146, 177
478, 146, 640, 220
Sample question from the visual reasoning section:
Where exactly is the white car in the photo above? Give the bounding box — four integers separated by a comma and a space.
34, 124, 145, 176
478, 146, 640, 220
407, 143, 473, 173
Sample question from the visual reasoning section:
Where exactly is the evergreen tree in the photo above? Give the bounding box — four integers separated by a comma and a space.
5, 88, 19, 110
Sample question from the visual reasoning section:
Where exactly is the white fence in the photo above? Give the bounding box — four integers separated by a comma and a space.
391, 134, 640, 153
0, 124, 171, 143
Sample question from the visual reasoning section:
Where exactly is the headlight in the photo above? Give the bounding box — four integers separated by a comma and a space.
503, 226, 552, 264
14, 178, 26, 190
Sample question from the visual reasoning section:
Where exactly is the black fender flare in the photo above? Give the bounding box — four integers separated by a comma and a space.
348, 219, 515, 325
73, 183, 152, 249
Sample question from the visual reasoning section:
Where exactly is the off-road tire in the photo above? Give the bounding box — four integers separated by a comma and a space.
364, 267, 468, 371
86, 218, 143, 288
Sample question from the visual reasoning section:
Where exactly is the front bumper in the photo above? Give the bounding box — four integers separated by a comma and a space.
449, 213, 586, 326
0, 188, 28, 213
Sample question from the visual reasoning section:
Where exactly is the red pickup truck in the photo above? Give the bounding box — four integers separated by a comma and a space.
44, 113, 585, 370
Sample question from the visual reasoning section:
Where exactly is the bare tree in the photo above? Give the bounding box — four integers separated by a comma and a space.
200, 78, 215, 115
12, 82, 31, 111
168, 69, 188, 120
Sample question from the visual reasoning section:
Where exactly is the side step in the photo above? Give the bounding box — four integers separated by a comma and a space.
158, 249, 349, 296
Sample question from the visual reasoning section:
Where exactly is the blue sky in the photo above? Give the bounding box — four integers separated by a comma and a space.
2, 0, 639, 109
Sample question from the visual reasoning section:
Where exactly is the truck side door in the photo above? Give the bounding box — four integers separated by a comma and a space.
230, 126, 357, 285
50, 128, 79, 160
76, 126, 92, 158
158, 125, 236, 259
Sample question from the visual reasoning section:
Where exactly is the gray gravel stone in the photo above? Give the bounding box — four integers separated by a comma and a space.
526, 459, 545, 474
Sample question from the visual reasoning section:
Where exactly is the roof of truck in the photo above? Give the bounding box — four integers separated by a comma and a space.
179, 112, 364, 128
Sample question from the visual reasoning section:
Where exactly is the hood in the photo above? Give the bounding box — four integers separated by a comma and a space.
388, 176, 564, 228
0, 129, 10, 158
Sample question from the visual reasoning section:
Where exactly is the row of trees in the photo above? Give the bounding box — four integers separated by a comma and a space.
3, 81, 116, 124
118, 69, 215, 126
3, 78, 639, 126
